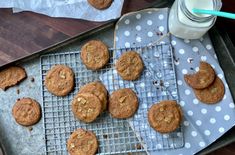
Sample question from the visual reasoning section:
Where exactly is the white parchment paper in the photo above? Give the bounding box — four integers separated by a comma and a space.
1, 0, 124, 21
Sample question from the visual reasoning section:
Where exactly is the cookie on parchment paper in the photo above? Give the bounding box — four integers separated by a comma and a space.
0, 66, 27, 90
12, 98, 41, 126
87, 0, 113, 10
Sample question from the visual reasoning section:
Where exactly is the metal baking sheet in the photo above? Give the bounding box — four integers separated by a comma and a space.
0, 4, 235, 155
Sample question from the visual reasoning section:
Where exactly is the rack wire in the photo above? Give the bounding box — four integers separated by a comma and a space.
40, 43, 184, 155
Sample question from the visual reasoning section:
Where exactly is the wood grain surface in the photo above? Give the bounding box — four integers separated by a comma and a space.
0, 0, 160, 67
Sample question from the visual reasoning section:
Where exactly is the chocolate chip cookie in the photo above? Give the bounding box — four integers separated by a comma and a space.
109, 88, 139, 119
81, 40, 109, 70
72, 93, 102, 123
194, 76, 225, 104
116, 51, 144, 81
67, 128, 98, 155
12, 98, 41, 126
0, 66, 27, 90
79, 81, 108, 112
87, 0, 113, 10
45, 65, 74, 96
148, 100, 182, 133
184, 61, 215, 89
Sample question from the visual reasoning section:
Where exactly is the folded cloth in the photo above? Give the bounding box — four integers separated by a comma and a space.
113, 8, 235, 155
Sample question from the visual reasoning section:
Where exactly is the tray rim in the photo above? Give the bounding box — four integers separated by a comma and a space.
1, 5, 235, 155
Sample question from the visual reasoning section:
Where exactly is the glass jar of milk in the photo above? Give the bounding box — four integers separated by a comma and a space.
168, 0, 222, 39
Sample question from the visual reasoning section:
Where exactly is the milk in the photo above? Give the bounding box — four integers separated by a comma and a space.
168, 0, 221, 39
185, 0, 213, 17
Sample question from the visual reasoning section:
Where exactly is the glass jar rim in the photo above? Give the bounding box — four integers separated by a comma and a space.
179, 0, 222, 23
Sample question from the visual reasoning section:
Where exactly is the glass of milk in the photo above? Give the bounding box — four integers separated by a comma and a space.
168, 0, 222, 39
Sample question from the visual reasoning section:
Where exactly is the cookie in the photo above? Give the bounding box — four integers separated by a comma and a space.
116, 51, 144, 81
109, 88, 139, 119
12, 98, 41, 126
67, 128, 98, 155
194, 76, 225, 104
72, 93, 102, 123
184, 61, 215, 89
79, 81, 108, 112
45, 65, 74, 96
148, 100, 182, 133
81, 40, 109, 70
0, 66, 27, 90
87, 0, 113, 10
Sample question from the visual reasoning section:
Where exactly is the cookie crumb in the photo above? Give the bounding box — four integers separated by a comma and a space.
28, 126, 33, 132
30, 77, 35, 82
16, 88, 20, 94
103, 134, 108, 139
190, 67, 194, 71
187, 58, 194, 63
136, 143, 143, 149
152, 81, 158, 86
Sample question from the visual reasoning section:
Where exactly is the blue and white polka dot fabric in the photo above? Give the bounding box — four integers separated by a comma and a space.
114, 8, 235, 155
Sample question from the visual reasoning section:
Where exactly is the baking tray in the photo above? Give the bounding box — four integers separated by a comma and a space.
0, 3, 235, 155
0, 141, 6, 155
197, 27, 235, 155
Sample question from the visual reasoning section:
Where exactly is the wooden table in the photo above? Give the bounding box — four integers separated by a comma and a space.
0, 0, 162, 67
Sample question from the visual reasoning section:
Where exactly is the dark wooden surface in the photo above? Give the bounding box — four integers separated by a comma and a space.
0, 0, 160, 67
208, 143, 235, 155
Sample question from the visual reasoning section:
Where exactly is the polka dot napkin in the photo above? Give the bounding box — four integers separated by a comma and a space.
113, 8, 235, 155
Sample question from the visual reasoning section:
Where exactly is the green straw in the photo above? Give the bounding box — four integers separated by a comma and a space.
192, 8, 235, 20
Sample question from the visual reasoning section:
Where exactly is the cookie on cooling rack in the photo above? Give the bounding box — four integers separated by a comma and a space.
72, 93, 102, 123
67, 128, 98, 155
109, 88, 139, 119
0, 66, 27, 90
184, 61, 215, 89
12, 98, 41, 126
194, 76, 225, 104
87, 0, 113, 10
81, 40, 109, 70
45, 65, 74, 96
79, 81, 108, 112
115, 51, 144, 81
148, 100, 183, 133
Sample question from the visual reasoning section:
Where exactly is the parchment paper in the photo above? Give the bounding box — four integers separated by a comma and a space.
12, 0, 124, 21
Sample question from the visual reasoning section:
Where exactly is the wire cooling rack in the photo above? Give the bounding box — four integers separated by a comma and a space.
100, 44, 184, 153
40, 43, 184, 155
